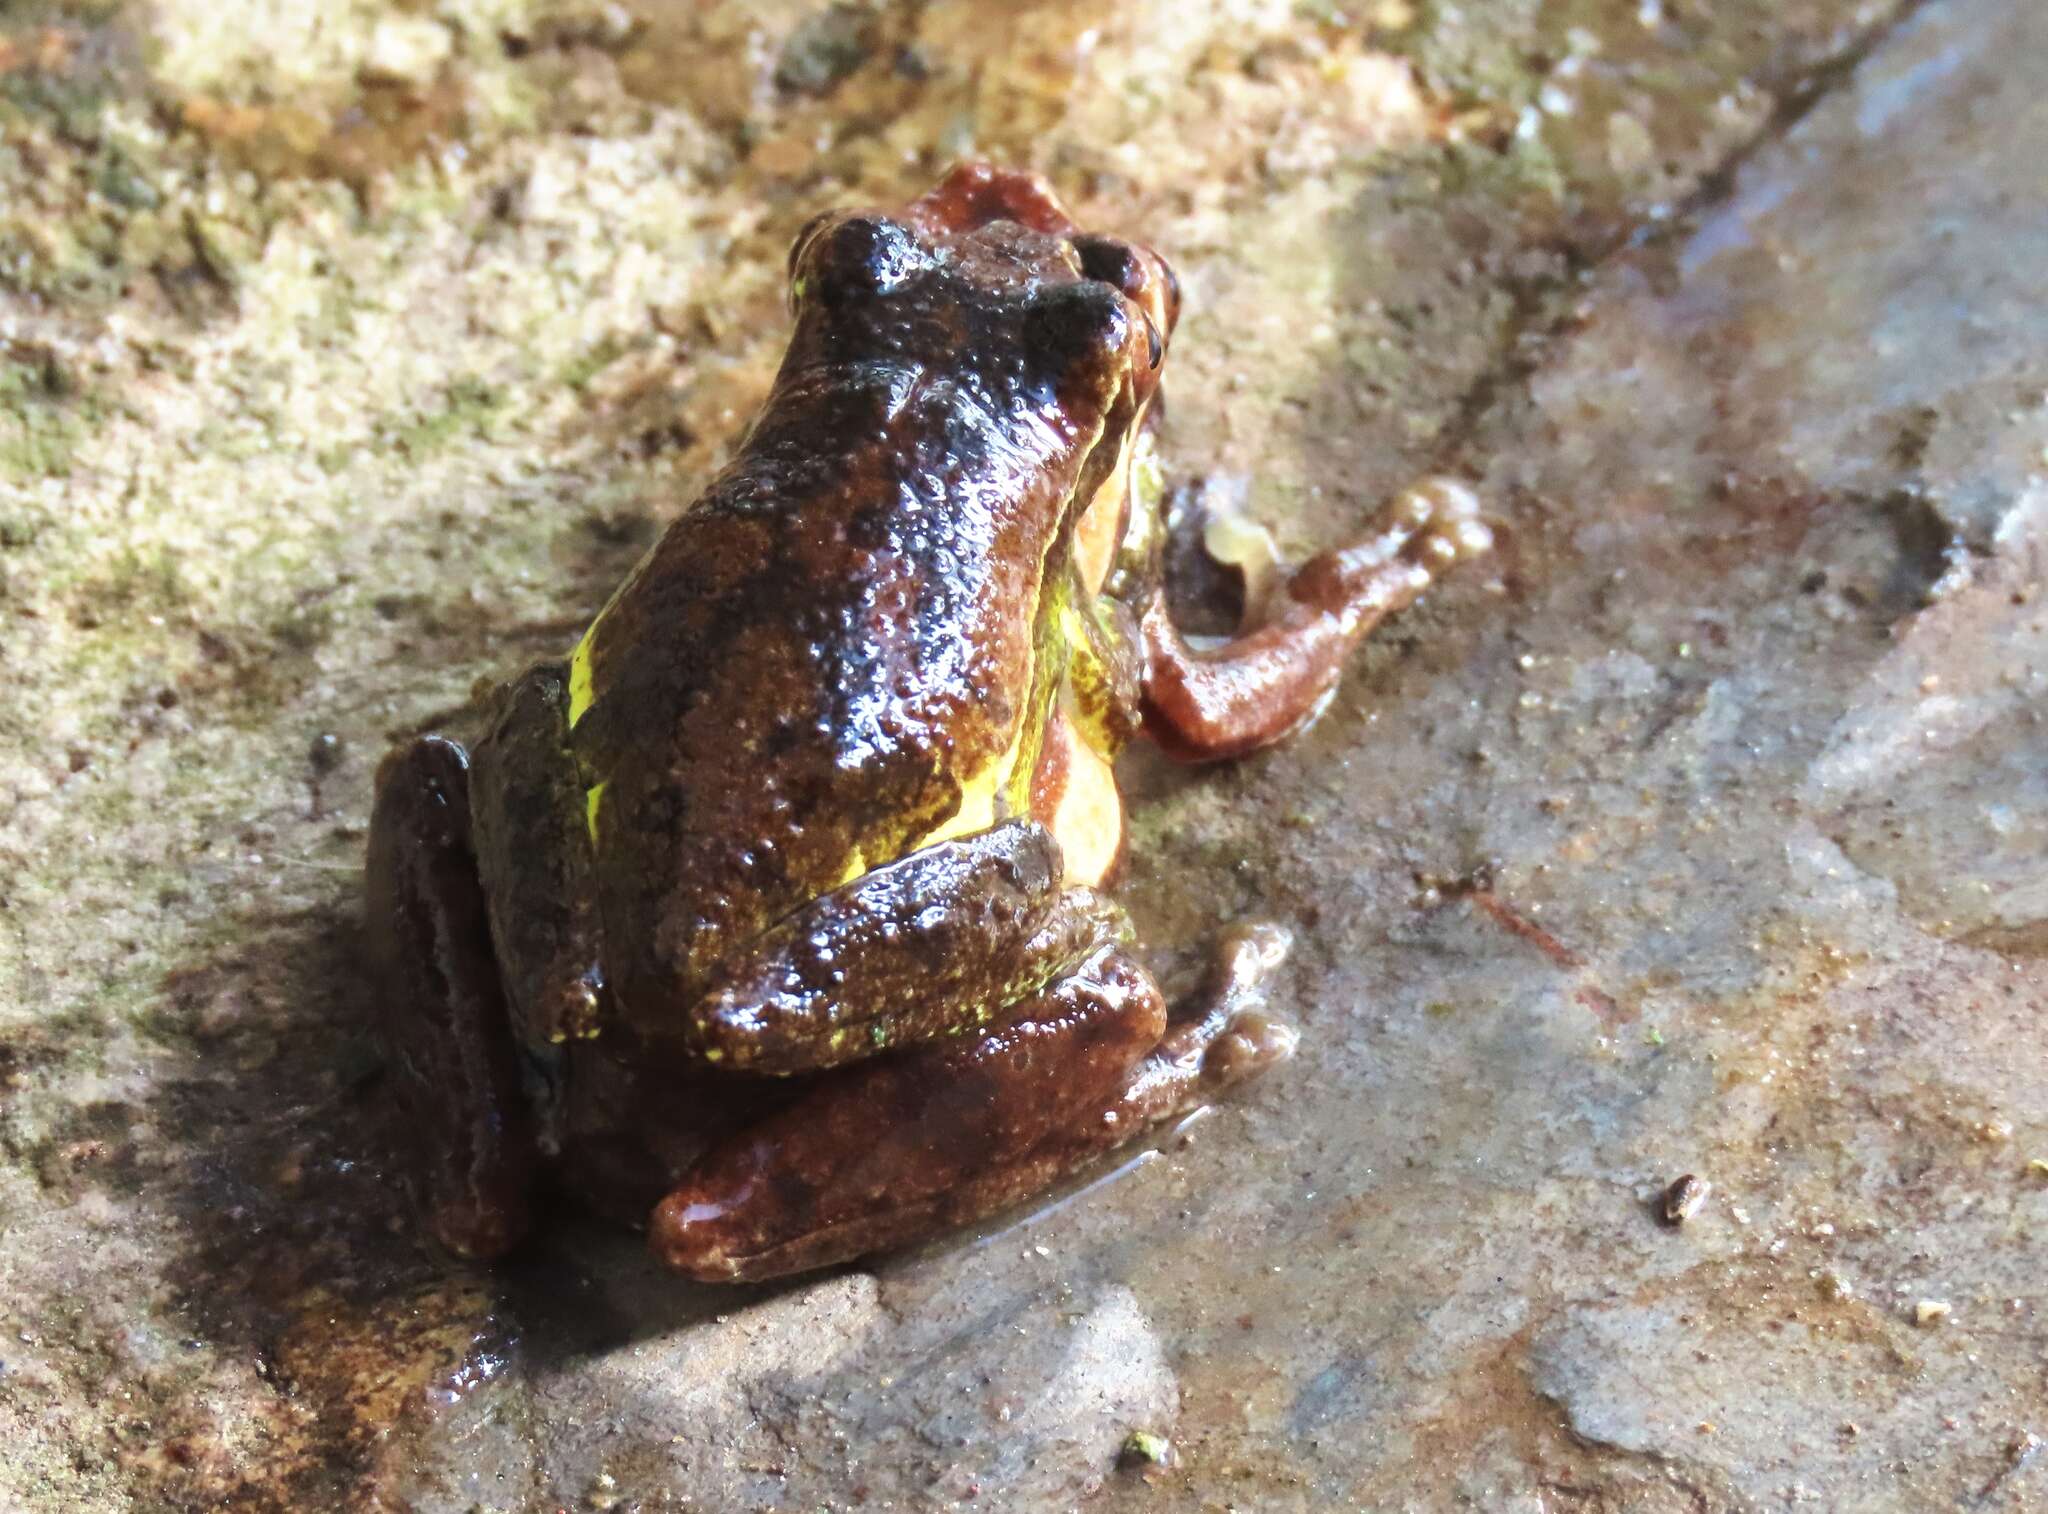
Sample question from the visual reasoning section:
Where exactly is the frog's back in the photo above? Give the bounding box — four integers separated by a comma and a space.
572, 318, 1128, 1014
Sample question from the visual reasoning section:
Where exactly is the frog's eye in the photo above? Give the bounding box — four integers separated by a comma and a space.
1074, 232, 1178, 344
795, 213, 929, 305
1027, 280, 1130, 370
1160, 258, 1182, 330
1072, 234, 1143, 299
787, 208, 839, 278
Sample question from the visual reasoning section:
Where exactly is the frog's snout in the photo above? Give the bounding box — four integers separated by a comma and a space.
910, 161, 1080, 238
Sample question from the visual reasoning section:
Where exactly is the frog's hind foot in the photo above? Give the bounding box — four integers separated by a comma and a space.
366, 736, 537, 1260
1270, 475, 1493, 630
648, 923, 1298, 1284
1116, 921, 1299, 1122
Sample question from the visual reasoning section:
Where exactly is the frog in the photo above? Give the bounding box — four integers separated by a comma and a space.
364, 163, 1492, 1283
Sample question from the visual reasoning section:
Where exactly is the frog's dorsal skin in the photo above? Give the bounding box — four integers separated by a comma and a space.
365, 163, 1490, 1277
567, 203, 1157, 1015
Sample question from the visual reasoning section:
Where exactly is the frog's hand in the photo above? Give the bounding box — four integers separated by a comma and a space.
366, 737, 537, 1260
683, 821, 1128, 1076
649, 926, 1297, 1284
1140, 477, 1494, 762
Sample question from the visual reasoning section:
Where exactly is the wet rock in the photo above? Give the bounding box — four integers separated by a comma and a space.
767, 1277, 1179, 1507
6, 0, 2048, 1509
524, 1270, 884, 1510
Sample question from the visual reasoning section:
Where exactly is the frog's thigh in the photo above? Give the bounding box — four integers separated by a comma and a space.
652, 926, 1300, 1282
366, 736, 537, 1259
686, 821, 1127, 1075
1142, 476, 1493, 761
467, 663, 605, 1049
650, 938, 1165, 1282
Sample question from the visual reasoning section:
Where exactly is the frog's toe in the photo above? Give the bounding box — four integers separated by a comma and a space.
1172, 922, 1300, 1092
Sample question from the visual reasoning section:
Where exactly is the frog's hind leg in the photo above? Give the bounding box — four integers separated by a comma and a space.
1142, 476, 1493, 761
648, 924, 1296, 1283
366, 736, 537, 1259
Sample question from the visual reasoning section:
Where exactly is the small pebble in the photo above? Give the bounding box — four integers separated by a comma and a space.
308, 731, 344, 774
1118, 1430, 1174, 1471
1914, 1299, 1951, 1326
1660, 1173, 1709, 1226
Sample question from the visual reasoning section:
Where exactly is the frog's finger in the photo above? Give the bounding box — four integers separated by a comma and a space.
650, 939, 1163, 1283
366, 737, 537, 1260
684, 821, 1131, 1075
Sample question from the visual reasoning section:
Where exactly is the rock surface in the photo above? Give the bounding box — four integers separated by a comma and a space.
3, 0, 2044, 1509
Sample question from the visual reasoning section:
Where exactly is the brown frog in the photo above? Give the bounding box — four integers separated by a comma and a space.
365, 164, 1491, 1282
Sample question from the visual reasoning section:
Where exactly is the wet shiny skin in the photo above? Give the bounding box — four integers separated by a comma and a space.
364, 164, 1491, 1282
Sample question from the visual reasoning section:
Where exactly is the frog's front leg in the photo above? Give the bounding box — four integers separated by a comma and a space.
651, 924, 1295, 1282
1141, 477, 1493, 761
681, 820, 1128, 1074
365, 736, 538, 1258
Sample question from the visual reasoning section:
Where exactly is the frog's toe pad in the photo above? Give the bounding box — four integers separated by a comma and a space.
1393, 477, 1495, 570
1200, 1011, 1300, 1089
1213, 920, 1294, 996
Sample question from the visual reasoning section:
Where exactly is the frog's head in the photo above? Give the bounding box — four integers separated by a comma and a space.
784, 163, 1177, 434
907, 161, 1178, 342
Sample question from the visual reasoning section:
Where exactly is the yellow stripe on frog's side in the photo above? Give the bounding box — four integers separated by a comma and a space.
568, 626, 598, 730
569, 529, 664, 734
912, 674, 1041, 852
571, 625, 605, 842
569, 543, 662, 840
893, 409, 1108, 865
832, 847, 869, 888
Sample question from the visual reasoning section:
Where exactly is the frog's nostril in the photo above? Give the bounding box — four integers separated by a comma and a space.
1143, 314, 1163, 370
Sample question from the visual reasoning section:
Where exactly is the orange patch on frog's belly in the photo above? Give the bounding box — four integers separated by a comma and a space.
1033, 707, 1123, 887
